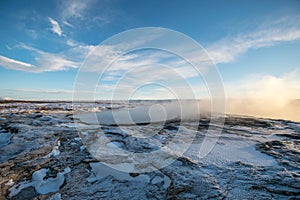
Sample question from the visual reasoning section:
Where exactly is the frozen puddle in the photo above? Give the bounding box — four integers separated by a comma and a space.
9, 167, 71, 197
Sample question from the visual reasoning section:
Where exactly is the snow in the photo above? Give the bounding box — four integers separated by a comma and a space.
150, 175, 171, 189
163, 175, 171, 189
80, 145, 86, 151
1, 101, 300, 199
5, 179, 14, 186
151, 176, 163, 184
106, 141, 124, 149
0, 132, 11, 147
44, 140, 61, 158
9, 167, 71, 197
47, 193, 61, 200
8, 180, 32, 198
185, 132, 277, 166
87, 162, 150, 183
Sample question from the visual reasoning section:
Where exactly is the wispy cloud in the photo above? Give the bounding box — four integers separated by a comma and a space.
20, 43, 82, 72
60, 0, 114, 27
66, 39, 76, 47
0, 88, 102, 100
2, 88, 74, 94
0, 40, 96, 72
0, 55, 36, 71
1, 16, 300, 75
208, 15, 300, 64
48, 17, 62, 36
0, 43, 84, 73
61, 0, 89, 26
0, 54, 77, 73
0, 88, 75, 100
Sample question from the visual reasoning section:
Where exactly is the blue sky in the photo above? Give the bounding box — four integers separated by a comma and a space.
0, 0, 300, 101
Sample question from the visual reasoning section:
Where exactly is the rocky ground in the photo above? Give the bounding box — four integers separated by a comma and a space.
0, 102, 299, 199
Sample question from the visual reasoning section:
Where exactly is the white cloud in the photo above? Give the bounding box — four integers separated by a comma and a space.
208, 16, 300, 64
0, 89, 75, 101
0, 55, 36, 71
61, 0, 89, 25
48, 17, 62, 36
19, 44, 81, 71
66, 39, 76, 47
1, 16, 300, 77
72, 18, 300, 103
0, 43, 83, 73
0, 54, 78, 73
3, 88, 74, 94
60, 0, 113, 27
35, 53, 78, 72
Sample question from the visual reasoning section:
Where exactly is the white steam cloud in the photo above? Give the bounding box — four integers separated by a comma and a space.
225, 70, 300, 122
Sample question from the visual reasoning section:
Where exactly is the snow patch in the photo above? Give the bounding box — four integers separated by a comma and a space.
0, 132, 11, 147
44, 141, 61, 158
106, 141, 124, 149
80, 145, 86, 151
47, 193, 61, 200
5, 179, 14, 186
9, 167, 71, 197
87, 162, 150, 183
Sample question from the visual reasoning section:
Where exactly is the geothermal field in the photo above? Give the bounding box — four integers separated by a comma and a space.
0, 101, 299, 200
